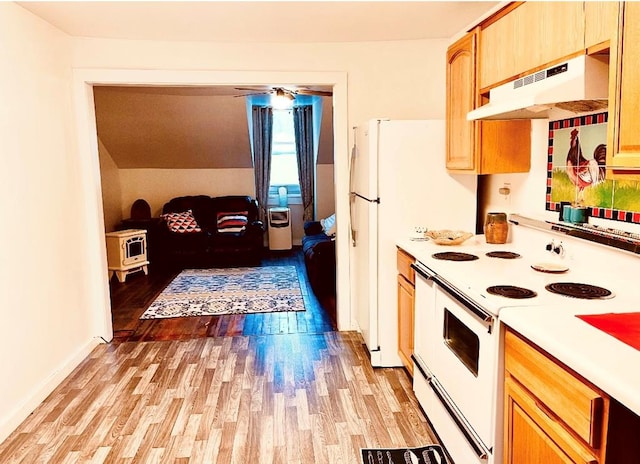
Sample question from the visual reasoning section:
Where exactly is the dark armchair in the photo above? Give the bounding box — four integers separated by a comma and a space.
302, 219, 336, 303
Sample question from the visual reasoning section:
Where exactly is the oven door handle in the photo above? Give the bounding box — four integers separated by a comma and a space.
412, 261, 494, 333
430, 374, 491, 461
411, 262, 436, 281
433, 275, 494, 333
412, 355, 490, 461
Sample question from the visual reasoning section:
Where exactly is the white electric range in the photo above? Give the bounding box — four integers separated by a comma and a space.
400, 219, 640, 464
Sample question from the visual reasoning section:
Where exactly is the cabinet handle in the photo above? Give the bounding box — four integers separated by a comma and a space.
534, 400, 556, 422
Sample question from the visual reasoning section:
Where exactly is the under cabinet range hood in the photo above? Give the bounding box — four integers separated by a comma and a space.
467, 55, 609, 120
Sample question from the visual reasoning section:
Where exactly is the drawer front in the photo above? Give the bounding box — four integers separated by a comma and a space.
505, 376, 599, 464
396, 248, 415, 284
505, 329, 606, 448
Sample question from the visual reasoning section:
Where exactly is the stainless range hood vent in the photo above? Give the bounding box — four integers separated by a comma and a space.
514, 69, 550, 89
467, 55, 609, 121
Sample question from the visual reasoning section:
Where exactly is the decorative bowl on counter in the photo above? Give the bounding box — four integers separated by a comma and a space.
426, 230, 474, 245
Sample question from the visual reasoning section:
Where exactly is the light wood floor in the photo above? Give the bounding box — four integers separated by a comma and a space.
0, 332, 437, 463
1, 249, 437, 462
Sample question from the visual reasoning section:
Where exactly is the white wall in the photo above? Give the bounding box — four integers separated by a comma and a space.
119, 168, 257, 217
71, 37, 449, 122
0, 3, 102, 442
98, 139, 123, 232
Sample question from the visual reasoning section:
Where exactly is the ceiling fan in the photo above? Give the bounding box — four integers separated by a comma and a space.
233, 86, 333, 99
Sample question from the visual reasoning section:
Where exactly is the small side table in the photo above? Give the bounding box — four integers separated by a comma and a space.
105, 229, 150, 283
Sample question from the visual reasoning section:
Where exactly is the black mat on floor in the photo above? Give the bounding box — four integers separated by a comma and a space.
361, 445, 447, 464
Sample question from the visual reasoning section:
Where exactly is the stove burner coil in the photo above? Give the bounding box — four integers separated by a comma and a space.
432, 252, 479, 262
545, 282, 613, 299
487, 285, 538, 299
486, 251, 521, 259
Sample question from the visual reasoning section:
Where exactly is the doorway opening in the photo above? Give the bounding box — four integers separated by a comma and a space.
72, 69, 350, 341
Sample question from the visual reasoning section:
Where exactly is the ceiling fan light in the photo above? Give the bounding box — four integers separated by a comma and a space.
271, 90, 294, 109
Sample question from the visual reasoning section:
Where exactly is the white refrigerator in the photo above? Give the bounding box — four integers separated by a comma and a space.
349, 119, 477, 367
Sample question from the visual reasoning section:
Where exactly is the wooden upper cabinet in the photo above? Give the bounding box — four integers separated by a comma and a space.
536, 2, 584, 67
446, 31, 477, 171
585, 1, 620, 50
446, 29, 531, 174
478, 5, 518, 90
607, 1, 640, 178
480, 2, 585, 91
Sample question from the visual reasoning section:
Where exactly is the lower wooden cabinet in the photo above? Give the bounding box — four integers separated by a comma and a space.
504, 329, 608, 464
396, 248, 415, 376
505, 377, 600, 464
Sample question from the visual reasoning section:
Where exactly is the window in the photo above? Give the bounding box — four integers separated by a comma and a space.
269, 109, 300, 195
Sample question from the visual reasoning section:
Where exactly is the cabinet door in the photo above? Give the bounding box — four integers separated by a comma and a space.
446, 31, 477, 171
607, 1, 640, 176
480, 2, 584, 90
397, 274, 414, 376
537, 2, 584, 67
447, 29, 531, 174
478, 5, 518, 89
585, 1, 620, 50
505, 377, 599, 464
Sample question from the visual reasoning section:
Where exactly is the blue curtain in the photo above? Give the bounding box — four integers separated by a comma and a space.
251, 106, 273, 223
293, 105, 315, 221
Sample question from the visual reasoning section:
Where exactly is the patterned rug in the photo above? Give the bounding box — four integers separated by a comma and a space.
361, 445, 447, 464
140, 266, 305, 319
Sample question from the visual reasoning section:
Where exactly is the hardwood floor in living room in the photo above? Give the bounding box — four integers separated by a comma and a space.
0, 248, 440, 463
109, 247, 337, 342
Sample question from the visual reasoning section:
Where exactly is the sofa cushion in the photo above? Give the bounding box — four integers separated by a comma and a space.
320, 214, 336, 237
217, 211, 248, 233
162, 210, 202, 233
304, 221, 324, 236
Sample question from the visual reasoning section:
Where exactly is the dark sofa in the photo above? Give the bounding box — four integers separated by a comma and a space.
302, 221, 336, 306
156, 195, 265, 268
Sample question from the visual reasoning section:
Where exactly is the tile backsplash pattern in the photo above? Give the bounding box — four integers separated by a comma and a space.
546, 112, 640, 224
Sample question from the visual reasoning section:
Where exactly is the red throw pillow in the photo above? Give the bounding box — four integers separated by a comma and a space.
162, 210, 202, 233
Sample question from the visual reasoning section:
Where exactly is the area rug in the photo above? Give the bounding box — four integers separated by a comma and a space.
361, 445, 447, 464
140, 266, 305, 319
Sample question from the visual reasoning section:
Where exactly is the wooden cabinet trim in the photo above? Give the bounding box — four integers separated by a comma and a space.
475, 1, 523, 30
396, 247, 415, 284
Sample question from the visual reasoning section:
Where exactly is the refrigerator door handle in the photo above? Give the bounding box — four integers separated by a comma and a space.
351, 192, 380, 203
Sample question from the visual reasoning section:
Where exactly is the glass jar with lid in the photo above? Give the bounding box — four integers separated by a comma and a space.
484, 212, 508, 244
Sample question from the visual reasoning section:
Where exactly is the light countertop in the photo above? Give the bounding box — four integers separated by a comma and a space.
499, 306, 640, 416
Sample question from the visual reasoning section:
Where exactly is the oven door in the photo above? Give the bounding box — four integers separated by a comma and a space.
427, 280, 498, 452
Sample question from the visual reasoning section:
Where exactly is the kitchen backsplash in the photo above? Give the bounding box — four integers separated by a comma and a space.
546, 112, 640, 224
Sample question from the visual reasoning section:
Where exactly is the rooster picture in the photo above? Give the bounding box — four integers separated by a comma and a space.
566, 128, 606, 190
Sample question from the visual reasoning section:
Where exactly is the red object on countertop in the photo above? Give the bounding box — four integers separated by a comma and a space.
576, 312, 640, 351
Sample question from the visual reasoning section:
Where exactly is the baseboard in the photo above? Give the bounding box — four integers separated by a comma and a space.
0, 337, 102, 443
